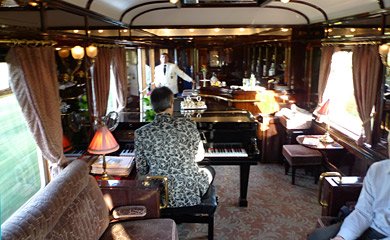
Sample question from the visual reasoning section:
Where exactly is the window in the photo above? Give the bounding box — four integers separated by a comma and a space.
322, 51, 362, 139
0, 62, 41, 224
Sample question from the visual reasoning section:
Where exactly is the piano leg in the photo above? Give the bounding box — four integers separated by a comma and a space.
239, 164, 250, 207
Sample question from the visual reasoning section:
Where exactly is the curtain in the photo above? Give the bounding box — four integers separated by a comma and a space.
6, 46, 66, 177
92, 47, 111, 122
318, 46, 336, 103
352, 45, 381, 144
111, 47, 128, 111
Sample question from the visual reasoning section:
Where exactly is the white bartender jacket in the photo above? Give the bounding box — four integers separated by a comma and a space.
154, 62, 193, 94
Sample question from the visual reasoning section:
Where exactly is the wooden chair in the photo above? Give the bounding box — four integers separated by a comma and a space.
146, 176, 218, 240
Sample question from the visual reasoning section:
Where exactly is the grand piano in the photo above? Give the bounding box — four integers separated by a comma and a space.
61, 96, 259, 206
108, 96, 260, 207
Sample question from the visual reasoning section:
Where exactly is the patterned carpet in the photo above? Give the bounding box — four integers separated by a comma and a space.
177, 163, 321, 240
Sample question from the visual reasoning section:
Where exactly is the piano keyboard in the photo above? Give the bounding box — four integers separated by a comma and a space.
204, 147, 248, 158
64, 149, 86, 157
119, 148, 135, 157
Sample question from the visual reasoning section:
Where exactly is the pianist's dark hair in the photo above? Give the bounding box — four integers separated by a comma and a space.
150, 86, 173, 113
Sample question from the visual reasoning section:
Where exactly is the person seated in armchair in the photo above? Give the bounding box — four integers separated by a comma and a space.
307, 159, 390, 240
134, 86, 214, 208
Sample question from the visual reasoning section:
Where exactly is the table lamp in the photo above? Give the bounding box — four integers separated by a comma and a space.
315, 99, 334, 143
88, 124, 119, 180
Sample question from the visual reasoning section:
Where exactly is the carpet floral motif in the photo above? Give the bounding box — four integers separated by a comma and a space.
177, 163, 321, 239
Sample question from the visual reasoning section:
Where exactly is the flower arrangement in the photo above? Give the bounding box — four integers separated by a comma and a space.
200, 64, 207, 73
200, 64, 207, 80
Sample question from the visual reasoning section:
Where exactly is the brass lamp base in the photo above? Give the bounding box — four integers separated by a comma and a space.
100, 172, 111, 181
320, 132, 334, 143
100, 154, 112, 180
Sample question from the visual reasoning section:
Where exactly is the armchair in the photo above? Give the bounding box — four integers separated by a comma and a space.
1, 160, 178, 240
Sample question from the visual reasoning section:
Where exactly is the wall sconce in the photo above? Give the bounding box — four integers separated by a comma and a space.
58, 45, 98, 82
378, 44, 390, 68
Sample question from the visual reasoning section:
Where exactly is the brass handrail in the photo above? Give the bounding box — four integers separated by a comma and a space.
144, 175, 169, 209
318, 171, 342, 207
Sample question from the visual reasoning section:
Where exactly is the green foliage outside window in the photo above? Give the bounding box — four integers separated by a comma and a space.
142, 95, 155, 122
0, 94, 40, 224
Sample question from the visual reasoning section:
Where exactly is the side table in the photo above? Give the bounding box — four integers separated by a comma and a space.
296, 135, 344, 173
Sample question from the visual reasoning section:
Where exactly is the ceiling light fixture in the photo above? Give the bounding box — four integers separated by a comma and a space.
281, 0, 290, 3
170, 0, 179, 4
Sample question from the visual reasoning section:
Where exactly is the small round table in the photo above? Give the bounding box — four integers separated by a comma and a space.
296, 135, 344, 173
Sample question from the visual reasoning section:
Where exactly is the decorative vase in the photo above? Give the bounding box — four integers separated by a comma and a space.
202, 72, 207, 80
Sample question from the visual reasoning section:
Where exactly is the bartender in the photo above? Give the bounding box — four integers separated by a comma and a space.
154, 53, 195, 95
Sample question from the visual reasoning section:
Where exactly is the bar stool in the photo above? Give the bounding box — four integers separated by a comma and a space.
282, 144, 323, 185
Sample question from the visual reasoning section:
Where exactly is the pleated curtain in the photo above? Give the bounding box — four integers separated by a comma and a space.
6, 46, 66, 178
352, 45, 381, 144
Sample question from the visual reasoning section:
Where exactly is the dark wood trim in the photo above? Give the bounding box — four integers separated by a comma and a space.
129, 24, 308, 29
264, 6, 310, 24
291, 0, 328, 22
46, 0, 129, 29
378, 0, 385, 9
371, 63, 386, 146
39, 1, 47, 34
86, 0, 93, 10
313, 122, 387, 164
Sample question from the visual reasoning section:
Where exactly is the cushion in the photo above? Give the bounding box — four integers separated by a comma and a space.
100, 218, 179, 240
282, 144, 322, 166
161, 185, 217, 216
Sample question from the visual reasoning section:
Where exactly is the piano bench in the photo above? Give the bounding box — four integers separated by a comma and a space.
282, 144, 322, 185
160, 185, 218, 240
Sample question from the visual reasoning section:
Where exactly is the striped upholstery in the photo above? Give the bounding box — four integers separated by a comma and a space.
1, 159, 178, 240
1, 160, 110, 240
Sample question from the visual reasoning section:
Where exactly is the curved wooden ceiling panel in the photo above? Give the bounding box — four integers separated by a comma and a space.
59, 0, 383, 28
313, 0, 379, 20
130, 8, 309, 27
268, 1, 327, 23
0, 0, 387, 33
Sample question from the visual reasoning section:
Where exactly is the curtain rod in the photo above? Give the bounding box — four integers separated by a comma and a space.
0, 39, 57, 46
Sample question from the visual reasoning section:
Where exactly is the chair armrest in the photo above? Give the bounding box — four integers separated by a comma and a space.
98, 180, 161, 220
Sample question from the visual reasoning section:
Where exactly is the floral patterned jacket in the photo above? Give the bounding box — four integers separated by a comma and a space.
134, 113, 209, 207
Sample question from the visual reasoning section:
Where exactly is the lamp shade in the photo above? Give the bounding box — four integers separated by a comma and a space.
86, 45, 98, 58
317, 99, 330, 115
88, 125, 119, 155
71, 46, 85, 60
58, 49, 70, 58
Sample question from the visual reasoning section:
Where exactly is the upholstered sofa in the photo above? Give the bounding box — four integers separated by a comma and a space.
1, 160, 178, 240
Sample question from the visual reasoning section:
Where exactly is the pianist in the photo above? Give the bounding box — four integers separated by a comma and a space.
134, 86, 214, 208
